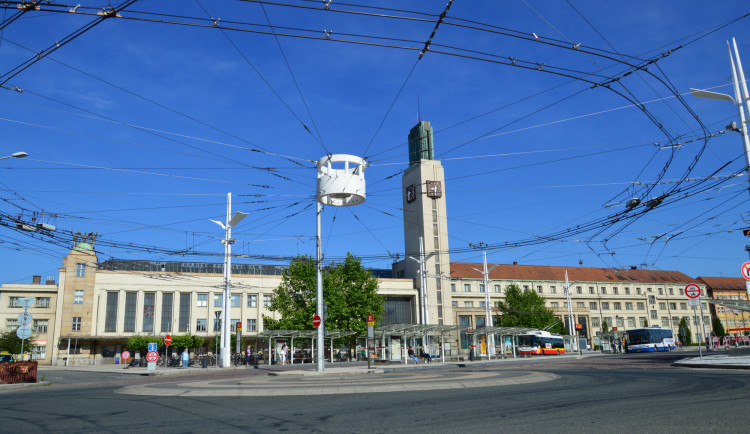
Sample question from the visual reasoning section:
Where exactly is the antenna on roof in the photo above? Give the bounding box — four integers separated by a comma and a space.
417, 94, 422, 122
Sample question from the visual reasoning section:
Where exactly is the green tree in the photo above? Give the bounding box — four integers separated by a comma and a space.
678, 317, 692, 346
602, 321, 609, 334
0, 329, 35, 355
496, 284, 563, 333
170, 333, 204, 352
711, 317, 726, 338
264, 253, 384, 358
126, 335, 162, 354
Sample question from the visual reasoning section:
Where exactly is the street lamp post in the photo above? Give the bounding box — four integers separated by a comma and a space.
316, 154, 367, 372
470, 242, 498, 358
0, 151, 28, 160
210, 193, 247, 368
691, 38, 750, 188
692, 38, 750, 337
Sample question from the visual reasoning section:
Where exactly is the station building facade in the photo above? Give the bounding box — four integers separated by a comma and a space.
0, 120, 720, 364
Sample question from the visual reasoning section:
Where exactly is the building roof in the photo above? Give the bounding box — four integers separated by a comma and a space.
449, 262, 694, 284
696, 276, 746, 291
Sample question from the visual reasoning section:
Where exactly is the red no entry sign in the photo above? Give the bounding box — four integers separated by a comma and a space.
685, 283, 701, 299
146, 351, 159, 362
164, 334, 172, 346
312, 314, 321, 328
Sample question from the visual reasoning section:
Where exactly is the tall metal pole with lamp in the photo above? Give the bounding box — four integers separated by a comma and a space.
691, 37, 750, 332
470, 242, 498, 358
316, 155, 367, 372
210, 193, 247, 368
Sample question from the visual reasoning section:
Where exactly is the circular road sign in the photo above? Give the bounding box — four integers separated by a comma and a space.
122, 350, 131, 359
742, 262, 750, 281
17, 312, 33, 326
685, 283, 701, 299
16, 325, 32, 340
146, 351, 159, 362
312, 315, 321, 328
164, 334, 172, 346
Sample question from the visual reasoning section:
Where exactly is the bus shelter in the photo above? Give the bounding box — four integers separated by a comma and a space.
256, 329, 357, 365
371, 324, 460, 363
472, 326, 535, 359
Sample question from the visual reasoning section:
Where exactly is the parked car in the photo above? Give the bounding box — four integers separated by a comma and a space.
0, 351, 15, 363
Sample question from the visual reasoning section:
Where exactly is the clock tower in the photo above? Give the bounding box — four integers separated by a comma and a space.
398, 120, 451, 325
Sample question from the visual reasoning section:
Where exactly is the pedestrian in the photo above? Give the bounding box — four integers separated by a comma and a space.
407, 346, 419, 364
420, 346, 431, 363
181, 348, 189, 369
280, 344, 288, 365
246, 346, 252, 365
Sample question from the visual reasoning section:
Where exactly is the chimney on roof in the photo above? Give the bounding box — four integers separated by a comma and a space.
631, 266, 637, 270
46, 275, 56, 285
513, 261, 518, 265
32, 275, 41, 284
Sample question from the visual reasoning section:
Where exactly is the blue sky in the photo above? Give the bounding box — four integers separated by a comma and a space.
1, 0, 749, 284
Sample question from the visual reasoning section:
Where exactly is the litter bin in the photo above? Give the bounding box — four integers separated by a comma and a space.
201, 355, 208, 369
469, 347, 475, 361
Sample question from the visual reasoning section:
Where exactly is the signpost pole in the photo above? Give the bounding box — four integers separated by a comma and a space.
694, 306, 703, 361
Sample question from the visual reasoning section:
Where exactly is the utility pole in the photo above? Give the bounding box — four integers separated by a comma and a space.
564, 271, 578, 351
691, 37, 750, 323
210, 193, 246, 368
471, 242, 498, 359
408, 236, 429, 325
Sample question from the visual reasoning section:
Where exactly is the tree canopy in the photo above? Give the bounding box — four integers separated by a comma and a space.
496, 284, 563, 333
264, 253, 384, 355
678, 317, 692, 346
0, 329, 35, 355
711, 317, 726, 338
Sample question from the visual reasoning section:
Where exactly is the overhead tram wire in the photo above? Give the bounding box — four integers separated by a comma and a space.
16, 89, 310, 187
0, 0, 138, 86
361, 0, 454, 158
0, 37, 313, 168
194, 0, 330, 158
257, 0, 329, 155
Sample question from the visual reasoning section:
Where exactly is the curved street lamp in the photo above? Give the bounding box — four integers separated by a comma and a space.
0, 151, 28, 160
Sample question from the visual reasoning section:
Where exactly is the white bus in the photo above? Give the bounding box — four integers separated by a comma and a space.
624, 327, 675, 352
518, 330, 566, 355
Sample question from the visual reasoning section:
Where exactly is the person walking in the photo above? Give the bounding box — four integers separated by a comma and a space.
280, 344, 288, 365
246, 346, 252, 365
181, 348, 189, 369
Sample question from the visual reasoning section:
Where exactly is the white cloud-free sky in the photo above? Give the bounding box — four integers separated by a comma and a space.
1, 0, 749, 283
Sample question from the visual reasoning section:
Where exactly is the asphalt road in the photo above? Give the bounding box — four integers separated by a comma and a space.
2, 352, 748, 433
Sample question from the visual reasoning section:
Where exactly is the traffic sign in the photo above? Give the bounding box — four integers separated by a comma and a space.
17, 312, 33, 325
164, 334, 172, 346
146, 351, 159, 362
148, 342, 157, 352
122, 350, 131, 359
16, 325, 32, 340
18, 297, 35, 309
688, 298, 700, 307
742, 262, 750, 281
367, 314, 374, 326
312, 314, 321, 328
685, 283, 701, 299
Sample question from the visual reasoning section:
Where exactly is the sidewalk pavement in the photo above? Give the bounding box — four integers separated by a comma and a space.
3, 350, 747, 391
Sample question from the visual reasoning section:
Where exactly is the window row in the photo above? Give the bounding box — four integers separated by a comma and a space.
7, 297, 52, 308
194, 318, 257, 332
101, 291, 272, 334
195, 293, 271, 308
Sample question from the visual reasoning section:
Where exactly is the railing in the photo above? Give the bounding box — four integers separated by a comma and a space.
0, 361, 38, 384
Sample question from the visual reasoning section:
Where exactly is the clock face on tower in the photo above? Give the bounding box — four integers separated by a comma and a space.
406, 184, 416, 203
426, 180, 442, 198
